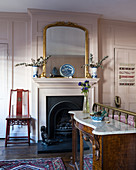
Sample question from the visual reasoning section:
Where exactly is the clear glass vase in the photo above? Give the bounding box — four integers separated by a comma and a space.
83, 93, 90, 113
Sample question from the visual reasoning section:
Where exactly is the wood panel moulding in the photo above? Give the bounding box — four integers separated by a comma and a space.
0, 20, 8, 40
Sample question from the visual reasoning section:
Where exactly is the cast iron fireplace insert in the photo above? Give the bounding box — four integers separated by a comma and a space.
46, 96, 84, 139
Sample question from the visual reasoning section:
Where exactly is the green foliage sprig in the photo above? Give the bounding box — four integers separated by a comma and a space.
15, 55, 51, 67
82, 54, 108, 69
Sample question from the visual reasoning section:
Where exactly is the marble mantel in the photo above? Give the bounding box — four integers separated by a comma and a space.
31, 78, 99, 142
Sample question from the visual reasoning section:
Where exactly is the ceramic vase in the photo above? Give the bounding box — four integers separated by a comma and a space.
33, 66, 38, 78
91, 67, 97, 78
83, 93, 90, 113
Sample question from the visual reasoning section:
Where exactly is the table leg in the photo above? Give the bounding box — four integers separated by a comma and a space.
80, 130, 84, 170
70, 115, 78, 169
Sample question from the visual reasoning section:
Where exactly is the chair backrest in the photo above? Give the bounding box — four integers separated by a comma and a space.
9, 89, 29, 117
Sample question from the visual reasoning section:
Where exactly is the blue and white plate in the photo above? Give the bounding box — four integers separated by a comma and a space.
60, 64, 75, 77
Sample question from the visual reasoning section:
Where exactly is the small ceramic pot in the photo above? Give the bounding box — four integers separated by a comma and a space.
91, 67, 97, 78
33, 66, 38, 78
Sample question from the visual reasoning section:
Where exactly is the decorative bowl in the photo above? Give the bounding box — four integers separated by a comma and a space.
90, 116, 104, 122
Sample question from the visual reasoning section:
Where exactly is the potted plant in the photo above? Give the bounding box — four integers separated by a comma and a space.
15, 56, 51, 78
83, 54, 108, 78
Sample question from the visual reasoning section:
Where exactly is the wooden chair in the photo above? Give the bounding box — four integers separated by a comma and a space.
5, 89, 31, 146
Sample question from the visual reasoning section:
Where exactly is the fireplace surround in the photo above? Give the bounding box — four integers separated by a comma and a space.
32, 78, 99, 142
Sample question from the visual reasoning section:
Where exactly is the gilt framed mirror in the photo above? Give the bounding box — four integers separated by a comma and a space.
41, 21, 90, 78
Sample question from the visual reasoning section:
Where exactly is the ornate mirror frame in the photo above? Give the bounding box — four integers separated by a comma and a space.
41, 21, 90, 78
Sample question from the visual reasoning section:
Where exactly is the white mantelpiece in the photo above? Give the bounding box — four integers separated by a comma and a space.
32, 78, 99, 142
33, 77, 99, 87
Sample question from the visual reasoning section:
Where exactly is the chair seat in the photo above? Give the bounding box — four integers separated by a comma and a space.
6, 115, 31, 120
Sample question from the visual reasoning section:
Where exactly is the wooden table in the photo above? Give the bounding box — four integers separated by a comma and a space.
69, 111, 136, 170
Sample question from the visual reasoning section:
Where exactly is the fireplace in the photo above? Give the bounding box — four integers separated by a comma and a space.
32, 78, 99, 142
47, 96, 83, 138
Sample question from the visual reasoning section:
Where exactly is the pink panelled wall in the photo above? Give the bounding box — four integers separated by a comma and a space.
0, 9, 100, 140
99, 19, 136, 112
0, 12, 31, 138
1, 9, 136, 140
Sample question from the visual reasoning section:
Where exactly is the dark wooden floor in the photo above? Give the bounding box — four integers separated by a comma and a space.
0, 139, 92, 170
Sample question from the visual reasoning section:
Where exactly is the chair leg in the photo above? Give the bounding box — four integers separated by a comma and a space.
5, 120, 10, 147
27, 120, 30, 145
7, 122, 10, 140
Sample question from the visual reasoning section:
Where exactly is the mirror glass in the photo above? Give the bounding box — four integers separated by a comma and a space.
46, 27, 85, 55
42, 22, 89, 78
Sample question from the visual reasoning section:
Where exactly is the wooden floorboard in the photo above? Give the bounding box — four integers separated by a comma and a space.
0, 139, 92, 169
0, 139, 72, 169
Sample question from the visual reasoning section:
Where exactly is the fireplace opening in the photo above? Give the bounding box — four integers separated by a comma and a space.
55, 107, 72, 136
38, 95, 90, 153
46, 96, 83, 139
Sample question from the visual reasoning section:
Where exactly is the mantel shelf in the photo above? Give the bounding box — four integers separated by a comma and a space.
32, 77, 100, 87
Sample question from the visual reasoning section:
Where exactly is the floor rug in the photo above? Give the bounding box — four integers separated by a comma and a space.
84, 154, 93, 170
0, 157, 66, 170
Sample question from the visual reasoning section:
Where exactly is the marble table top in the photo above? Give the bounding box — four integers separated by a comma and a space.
69, 110, 136, 135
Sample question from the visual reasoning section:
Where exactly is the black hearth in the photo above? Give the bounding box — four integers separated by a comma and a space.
38, 136, 90, 153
